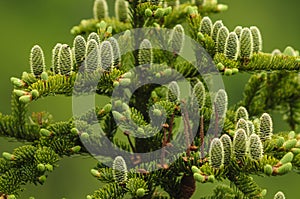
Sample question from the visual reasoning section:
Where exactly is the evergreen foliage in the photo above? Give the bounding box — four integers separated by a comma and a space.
1, 0, 300, 198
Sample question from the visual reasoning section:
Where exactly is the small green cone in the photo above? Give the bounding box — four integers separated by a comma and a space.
30, 89, 39, 99
11, 77, 25, 87
277, 163, 292, 175
91, 169, 100, 177
153, 109, 162, 117
71, 146, 81, 153
38, 175, 47, 183
19, 95, 32, 103
40, 128, 52, 137
154, 8, 165, 18
80, 132, 90, 141
71, 128, 79, 135
283, 139, 297, 151
291, 148, 300, 155
136, 188, 146, 197
41, 71, 48, 81
224, 68, 232, 76
7, 195, 17, 199
288, 131, 296, 139
191, 166, 200, 173
2, 152, 15, 161
37, 163, 46, 172
217, 63, 225, 71
264, 164, 273, 176
113, 81, 120, 87
193, 173, 205, 182
279, 152, 294, 165
45, 164, 54, 172
232, 68, 239, 74
13, 89, 28, 97
276, 136, 285, 148
112, 111, 126, 121
103, 104, 112, 113
119, 78, 131, 86
207, 175, 215, 183
145, 8, 153, 17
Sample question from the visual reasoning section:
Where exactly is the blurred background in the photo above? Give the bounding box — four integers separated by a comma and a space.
0, 0, 299, 198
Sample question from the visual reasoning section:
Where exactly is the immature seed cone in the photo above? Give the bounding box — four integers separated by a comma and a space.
225, 32, 239, 60
138, 39, 153, 66
87, 32, 100, 45
236, 118, 249, 136
85, 39, 100, 72
167, 81, 180, 102
233, 129, 248, 161
30, 45, 45, 77
235, 106, 249, 122
250, 26, 262, 53
108, 37, 121, 68
211, 20, 223, 41
93, 0, 109, 20
115, 0, 129, 22
168, 24, 185, 55
73, 35, 86, 69
248, 134, 263, 160
199, 16, 213, 36
58, 44, 73, 75
216, 26, 229, 53
220, 134, 232, 164
112, 156, 128, 183
259, 113, 273, 141
100, 41, 114, 70
239, 28, 253, 59
192, 81, 206, 110
209, 138, 224, 169
234, 26, 242, 38
51, 43, 62, 74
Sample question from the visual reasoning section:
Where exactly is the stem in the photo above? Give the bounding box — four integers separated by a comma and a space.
124, 131, 136, 153
200, 115, 205, 158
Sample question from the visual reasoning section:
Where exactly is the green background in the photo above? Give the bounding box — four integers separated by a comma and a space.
0, 0, 299, 198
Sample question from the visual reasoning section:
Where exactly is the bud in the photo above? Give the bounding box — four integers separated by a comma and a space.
217, 62, 225, 71
19, 95, 32, 103
277, 163, 292, 175
217, 4, 228, 12
38, 175, 47, 183
71, 128, 79, 135
224, 68, 232, 76
207, 175, 215, 182
278, 152, 294, 165
191, 166, 200, 173
37, 164, 46, 172
45, 164, 53, 172
13, 89, 28, 97
11, 77, 25, 87
30, 89, 39, 99
91, 169, 100, 177
119, 78, 131, 86
154, 8, 165, 18
193, 173, 205, 182
71, 146, 81, 153
41, 71, 48, 81
282, 139, 297, 151
136, 188, 146, 197
145, 8, 153, 17
2, 152, 15, 161
264, 164, 273, 176
40, 128, 52, 137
